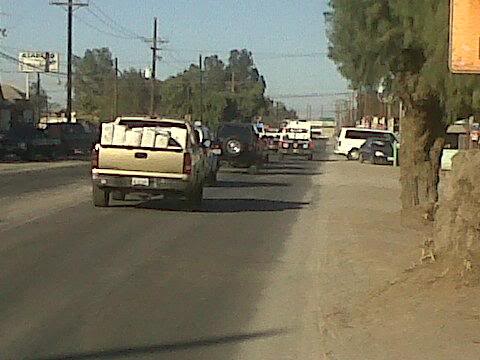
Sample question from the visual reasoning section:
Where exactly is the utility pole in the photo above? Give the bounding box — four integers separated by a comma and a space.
113, 57, 118, 120
50, 0, 88, 122
25, 74, 30, 100
150, 17, 158, 116
36, 73, 41, 121
67, 0, 73, 122
276, 101, 279, 123
199, 54, 203, 123
231, 71, 235, 93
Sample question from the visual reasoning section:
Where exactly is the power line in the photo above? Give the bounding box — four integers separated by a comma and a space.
88, 1, 148, 41
75, 13, 135, 39
162, 47, 327, 59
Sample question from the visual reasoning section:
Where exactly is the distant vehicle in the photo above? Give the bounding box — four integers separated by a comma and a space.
441, 123, 468, 171
254, 122, 266, 138
3, 125, 60, 161
43, 122, 94, 156
310, 125, 323, 139
264, 130, 281, 150
310, 119, 336, 139
278, 120, 315, 160
358, 137, 395, 165
262, 130, 281, 161
194, 124, 219, 184
334, 127, 397, 160
216, 122, 264, 172
91, 117, 208, 208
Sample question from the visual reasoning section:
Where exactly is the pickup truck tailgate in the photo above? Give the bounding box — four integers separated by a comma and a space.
98, 147, 184, 175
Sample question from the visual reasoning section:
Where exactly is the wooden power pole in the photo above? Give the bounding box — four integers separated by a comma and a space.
199, 54, 204, 123
114, 57, 118, 120
150, 17, 158, 116
50, 0, 88, 122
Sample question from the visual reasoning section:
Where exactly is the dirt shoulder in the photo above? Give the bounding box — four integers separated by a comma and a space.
304, 156, 480, 359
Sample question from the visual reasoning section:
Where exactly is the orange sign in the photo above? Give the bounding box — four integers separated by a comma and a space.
450, 0, 480, 73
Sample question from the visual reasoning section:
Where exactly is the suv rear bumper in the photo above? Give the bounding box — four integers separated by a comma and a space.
92, 173, 190, 194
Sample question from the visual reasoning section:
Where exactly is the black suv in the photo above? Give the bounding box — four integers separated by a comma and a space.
3, 125, 60, 160
217, 122, 264, 170
43, 123, 95, 156
358, 137, 395, 165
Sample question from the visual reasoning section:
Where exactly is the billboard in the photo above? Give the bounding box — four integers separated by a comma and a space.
449, 0, 480, 73
18, 52, 59, 73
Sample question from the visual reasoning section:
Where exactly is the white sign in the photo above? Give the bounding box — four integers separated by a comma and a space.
18, 52, 59, 73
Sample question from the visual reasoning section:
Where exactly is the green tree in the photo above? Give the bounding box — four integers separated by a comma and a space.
73, 47, 115, 120
327, 0, 480, 212
261, 100, 297, 126
72, 47, 293, 129
117, 69, 152, 116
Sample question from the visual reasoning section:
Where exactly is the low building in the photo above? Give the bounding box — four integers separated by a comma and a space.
0, 84, 35, 132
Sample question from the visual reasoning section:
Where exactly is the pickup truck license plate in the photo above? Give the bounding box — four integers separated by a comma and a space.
132, 177, 149, 186
293, 149, 299, 154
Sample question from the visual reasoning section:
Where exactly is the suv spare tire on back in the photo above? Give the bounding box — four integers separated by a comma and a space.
225, 138, 242, 156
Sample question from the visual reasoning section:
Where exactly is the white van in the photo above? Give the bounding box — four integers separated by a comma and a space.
335, 127, 397, 160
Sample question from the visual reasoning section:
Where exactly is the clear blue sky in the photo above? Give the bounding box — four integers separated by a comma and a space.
1, 0, 348, 117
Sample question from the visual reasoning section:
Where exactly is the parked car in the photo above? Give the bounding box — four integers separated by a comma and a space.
3, 125, 61, 161
358, 137, 395, 165
92, 117, 208, 208
278, 120, 315, 160
43, 123, 94, 156
194, 123, 219, 184
216, 122, 264, 172
334, 127, 397, 160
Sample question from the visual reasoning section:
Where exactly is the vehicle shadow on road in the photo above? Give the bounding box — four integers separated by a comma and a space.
263, 164, 308, 170
126, 198, 309, 213
260, 170, 323, 176
31, 328, 291, 360
210, 180, 291, 188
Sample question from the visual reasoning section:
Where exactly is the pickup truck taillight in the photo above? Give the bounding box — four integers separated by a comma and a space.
91, 147, 99, 168
183, 152, 192, 175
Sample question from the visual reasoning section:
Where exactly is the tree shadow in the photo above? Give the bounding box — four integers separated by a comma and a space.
263, 164, 308, 170
211, 180, 291, 188
31, 328, 291, 360
260, 170, 323, 176
310, 158, 343, 163
113, 198, 309, 213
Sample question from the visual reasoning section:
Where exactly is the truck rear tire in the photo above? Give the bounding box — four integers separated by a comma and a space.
93, 186, 110, 207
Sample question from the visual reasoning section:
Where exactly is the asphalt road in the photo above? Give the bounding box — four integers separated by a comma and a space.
0, 156, 319, 360
0, 163, 90, 199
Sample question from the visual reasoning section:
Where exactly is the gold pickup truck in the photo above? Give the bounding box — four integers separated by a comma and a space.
91, 117, 207, 208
